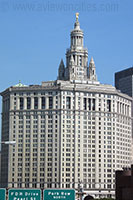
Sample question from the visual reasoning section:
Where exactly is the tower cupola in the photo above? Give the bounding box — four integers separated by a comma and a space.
70, 13, 84, 50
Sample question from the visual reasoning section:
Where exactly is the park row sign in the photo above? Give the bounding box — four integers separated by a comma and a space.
0, 189, 75, 200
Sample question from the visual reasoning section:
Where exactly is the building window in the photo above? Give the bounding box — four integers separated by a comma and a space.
92, 99, 95, 111
42, 97, 45, 109
27, 97, 31, 109
20, 97, 23, 110
107, 100, 111, 112
66, 97, 71, 109
88, 98, 91, 110
83, 98, 87, 110
34, 97, 38, 109
79, 55, 82, 66
49, 97, 53, 109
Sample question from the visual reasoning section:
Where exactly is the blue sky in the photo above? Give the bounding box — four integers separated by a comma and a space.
0, 0, 133, 88
0, 0, 133, 132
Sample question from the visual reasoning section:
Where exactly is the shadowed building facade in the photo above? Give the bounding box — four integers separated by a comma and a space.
116, 165, 133, 200
0, 14, 132, 199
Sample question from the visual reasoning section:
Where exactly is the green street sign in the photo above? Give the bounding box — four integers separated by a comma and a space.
44, 189, 75, 200
0, 188, 6, 200
8, 189, 41, 200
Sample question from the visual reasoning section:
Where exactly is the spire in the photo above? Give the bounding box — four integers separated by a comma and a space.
90, 57, 95, 64
59, 59, 65, 69
58, 59, 65, 80
88, 57, 97, 81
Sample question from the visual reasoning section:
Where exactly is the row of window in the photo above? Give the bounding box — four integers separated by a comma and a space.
19, 97, 51, 110
12, 96, 131, 114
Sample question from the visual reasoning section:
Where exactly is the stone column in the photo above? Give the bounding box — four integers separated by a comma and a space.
75, 54, 77, 65
44, 114, 48, 188
16, 97, 20, 110
38, 97, 41, 110
10, 95, 14, 110
14, 115, 19, 188
46, 96, 49, 109
31, 97, 34, 110
24, 97, 27, 110
8, 115, 14, 188
29, 115, 33, 187
95, 95, 98, 112
95, 114, 99, 189
53, 96, 56, 109
52, 114, 55, 188
37, 115, 41, 188
22, 115, 26, 187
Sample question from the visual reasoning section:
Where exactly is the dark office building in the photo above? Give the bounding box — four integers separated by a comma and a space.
115, 67, 133, 97
116, 165, 133, 200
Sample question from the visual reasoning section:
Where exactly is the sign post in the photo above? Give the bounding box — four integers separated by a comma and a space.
8, 189, 41, 200
44, 189, 75, 200
0, 188, 6, 200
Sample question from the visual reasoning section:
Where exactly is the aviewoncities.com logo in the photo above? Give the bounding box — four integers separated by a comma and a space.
0, 1, 119, 13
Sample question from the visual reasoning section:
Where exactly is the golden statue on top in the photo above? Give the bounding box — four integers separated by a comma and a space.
76, 12, 79, 21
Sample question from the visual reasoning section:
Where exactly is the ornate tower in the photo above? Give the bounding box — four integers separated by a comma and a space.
65, 13, 88, 81
58, 13, 98, 83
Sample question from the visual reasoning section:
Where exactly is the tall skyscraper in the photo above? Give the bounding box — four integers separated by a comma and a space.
0, 14, 132, 199
115, 67, 133, 97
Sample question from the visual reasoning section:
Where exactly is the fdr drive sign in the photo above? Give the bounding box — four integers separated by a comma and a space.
8, 189, 41, 200
0, 188, 6, 200
44, 189, 75, 200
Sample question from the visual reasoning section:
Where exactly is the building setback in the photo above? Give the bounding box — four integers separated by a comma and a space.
0, 14, 132, 198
